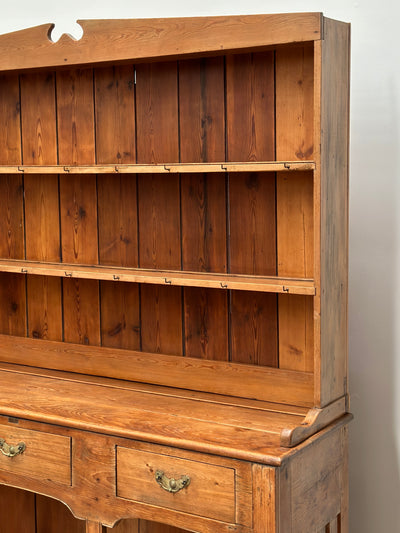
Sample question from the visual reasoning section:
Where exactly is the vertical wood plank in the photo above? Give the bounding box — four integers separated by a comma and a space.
184, 288, 228, 360
136, 60, 181, 357
277, 172, 313, 372
56, 68, 96, 165
179, 59, 227, 364
226, 52, 277, 367
252, 465, 276, 533
57, 68, 100, 348
0, 75, 25, 341
0, 486, 36, 533
319, 20, 350, 407
20, 72, 58, 165
276, 44, 315, 375
0, 73, 24, 334
276, 44, 314, 161
95, 66, 139, 353
98, 175, 138, 267
20, 72, 63, 343
63, 278, 101, 345
36, 496, 86, 532
0, 74, 21, 164
226, 52, 275, 162
0, 74, 27, 357
138, 175, 180, 270
25, 175, 60, 262
229, 172, 276, 276
277, 172, 313, 278
136, 61, 179, 164
230, 291, 278, 366
100, 281, 140, 350
0, 175, 24, 259
140, 284, 183, 356
179, 57, 225, 163
60, 175, 98, 265
0, 272, 26, 336
95, 65, 136, 164
181, 174, 226, 273
278, 295, 314, 372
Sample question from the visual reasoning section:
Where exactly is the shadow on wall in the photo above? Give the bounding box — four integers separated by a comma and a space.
349, 72, 400, 530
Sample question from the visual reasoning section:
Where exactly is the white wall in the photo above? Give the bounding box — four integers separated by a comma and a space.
1, 1, 399, 531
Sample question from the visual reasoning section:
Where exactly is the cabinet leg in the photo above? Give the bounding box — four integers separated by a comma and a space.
86, 521, 105, 533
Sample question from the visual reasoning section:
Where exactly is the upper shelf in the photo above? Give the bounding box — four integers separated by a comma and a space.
0, 259, 316, 295
0, 161, 316, 174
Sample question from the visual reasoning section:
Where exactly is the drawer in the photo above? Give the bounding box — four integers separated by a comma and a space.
116, 447, 236, 523
0, 425, 71, 485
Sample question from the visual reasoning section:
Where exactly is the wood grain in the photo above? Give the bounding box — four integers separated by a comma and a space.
0, 335, 314, 406
100, 281, 140, 350
229, 172, 276, 275
27, 275, 63, 341
277, 171, 313, 278
318, 19, 350, 407
252, 465, 276, 533
138, 175, 180, 271
276, 44, 314, 161
140, 285, 183, 356
20, 72, 57, 165
278, 294, 314, 372
275, 45, 315, 376
24, 175, 60, 262
20, 71, 63, 346
226, 52, 275, 162
181, 173, 227, 273
36, 496, 86, 532
60, 175, 98, 265
56, 68, 96, 165
0, 14, 322, 72
0, 273, 26, 336
184, 287, 228, 360
95, 65, 136, 164
0, 74, 21, 164
179, 57, 225, 162
136, 62, 178, 164
63, 278, 100, 346
98, 175, 138, 267
0, 176, 24, 259
230, 291, 278, 367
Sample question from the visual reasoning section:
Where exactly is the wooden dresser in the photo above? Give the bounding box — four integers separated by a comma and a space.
0, 13, 351, 533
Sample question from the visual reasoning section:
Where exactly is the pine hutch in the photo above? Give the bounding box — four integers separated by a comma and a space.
0, 12, 351, 533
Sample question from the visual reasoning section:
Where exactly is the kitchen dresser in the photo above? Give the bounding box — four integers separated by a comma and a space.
0, 12, 351, 533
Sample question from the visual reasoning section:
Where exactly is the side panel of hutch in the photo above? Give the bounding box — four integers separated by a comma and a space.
0, 13, 350, 533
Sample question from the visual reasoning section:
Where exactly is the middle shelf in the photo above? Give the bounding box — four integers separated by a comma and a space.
0, 259, 315, 295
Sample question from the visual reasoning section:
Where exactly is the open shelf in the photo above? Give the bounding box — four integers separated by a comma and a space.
0, 259, 316, 295
0, 161, 316, 174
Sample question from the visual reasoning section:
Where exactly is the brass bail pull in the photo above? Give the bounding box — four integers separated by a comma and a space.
155, 470, 190, 493
0, 438, 26, 458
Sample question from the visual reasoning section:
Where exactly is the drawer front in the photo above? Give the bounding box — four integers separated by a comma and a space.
117, 447, 236, 523
0, 425, 71, 485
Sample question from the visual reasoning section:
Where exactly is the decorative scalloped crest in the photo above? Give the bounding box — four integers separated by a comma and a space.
0, 13, 322, 72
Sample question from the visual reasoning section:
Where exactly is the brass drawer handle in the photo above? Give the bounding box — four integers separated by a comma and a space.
0, 438, 26, 458
155, 470, 190, 493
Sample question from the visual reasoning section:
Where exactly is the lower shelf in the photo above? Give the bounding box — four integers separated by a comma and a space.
0, 361, 346, 456
0, 334, 314, 407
